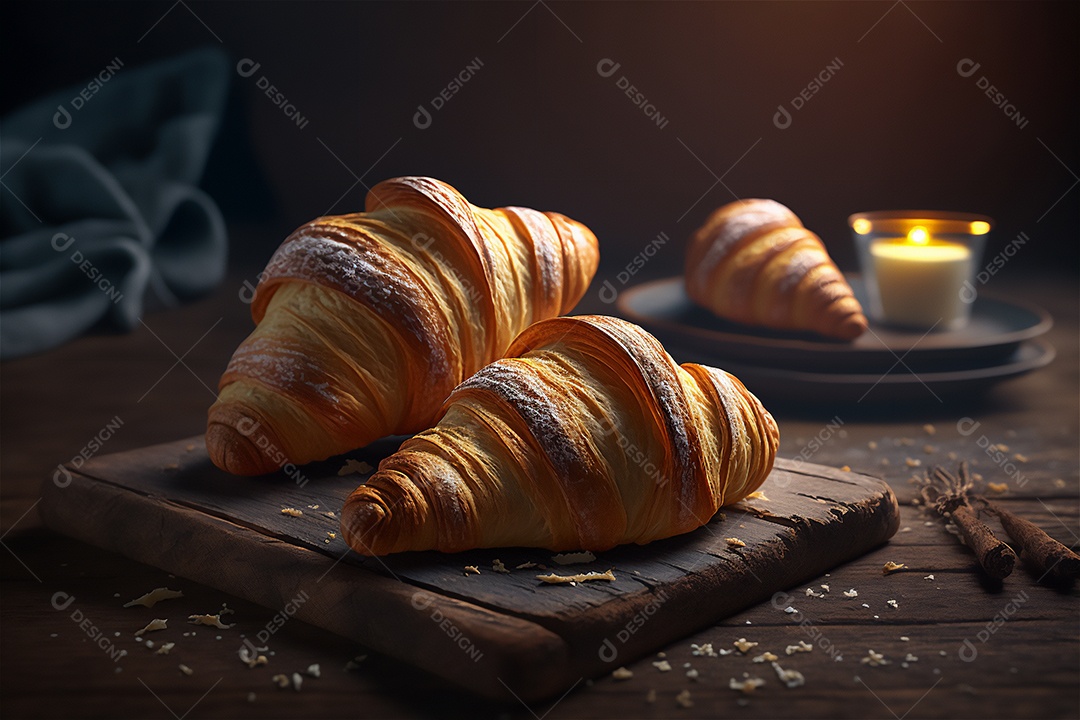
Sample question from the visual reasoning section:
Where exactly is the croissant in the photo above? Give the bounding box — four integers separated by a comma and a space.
685, 199, 867, 341
207, 177, 599, 475
341, 315, 779, 555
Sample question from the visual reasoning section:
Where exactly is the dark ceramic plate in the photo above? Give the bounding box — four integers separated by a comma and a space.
617, 276, 1052, 374
665, 338, 1054, 407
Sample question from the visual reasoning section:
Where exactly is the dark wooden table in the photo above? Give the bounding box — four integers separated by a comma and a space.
2, 262, 1076, 719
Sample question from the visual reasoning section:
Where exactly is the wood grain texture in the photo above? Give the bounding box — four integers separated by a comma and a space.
2, 268, 1077, 719
40, 435, 898, 701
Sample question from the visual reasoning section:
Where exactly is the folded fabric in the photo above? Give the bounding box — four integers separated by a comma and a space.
0, 48, 230, 359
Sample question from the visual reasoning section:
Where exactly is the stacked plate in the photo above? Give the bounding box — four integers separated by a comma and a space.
617, 276, 1054, 406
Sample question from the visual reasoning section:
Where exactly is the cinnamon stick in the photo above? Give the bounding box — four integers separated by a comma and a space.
947, 502, 1016, 580
979, 498, 1080, 581
921, 464, 1016, 580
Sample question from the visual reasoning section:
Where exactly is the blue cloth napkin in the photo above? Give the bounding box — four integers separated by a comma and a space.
0, 48, 230, 359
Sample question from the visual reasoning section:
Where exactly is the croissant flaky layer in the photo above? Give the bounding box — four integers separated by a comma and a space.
685, 199, 867, 341
206, 177, 599, 475
341, 315, 779, 555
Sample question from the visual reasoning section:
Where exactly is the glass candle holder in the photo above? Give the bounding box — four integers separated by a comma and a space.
850, 210, 992, 331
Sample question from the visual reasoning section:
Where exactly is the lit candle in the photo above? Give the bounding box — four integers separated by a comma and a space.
870, 227, 973, 329
850, 211, 992, 331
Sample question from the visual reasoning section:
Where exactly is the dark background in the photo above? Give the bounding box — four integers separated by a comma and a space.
3, 0, 1077, 292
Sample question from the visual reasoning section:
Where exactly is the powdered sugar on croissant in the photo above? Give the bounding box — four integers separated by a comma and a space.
206, 177, 599, 475
686, 199, 867, 340
341, 315, 779, 555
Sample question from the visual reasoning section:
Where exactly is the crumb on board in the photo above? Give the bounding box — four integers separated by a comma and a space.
280, 508, 303, 518
924, 445, 937, 454
307, 664, 320, 678
752, 652, 778, 663
995, 443, 1009, 452
805, 587, 824, 598
691, 643, 717, 657
905, 458, 922, 468
324, 511, 336, 518
188, 614, 235, 629
900, 526, 912, 533
987, 482, 1009, 493
675, 689, 693, 708
900, 636, 910, 641
785, 641, 812, 655
492, 559, 509, 574
536, 569, 615, 585
843, 589, 858, 598
179, 664, 193, 676
612, 667, 633, 680
883, 562, 907, 575
324, 532, 336, 544
155, 642, 175, 655
923, 424, 936, 435
784, 606, 798, 615
906, 653, 919, 663
185, 443, 196, 452
729, 675, 765, 693
772, 661, 805, 688
135, 619, 167, 637
463, 565, 480, 576
868, 441, 878, 449
745, 491, 769, 501
239, 646, 268, 668
271, 674, 290, 688
820, 583, 830, 593
840, 465, 851, 472
306, 504, 319, 510
725, 538, 746, 548
652, 660, 672, 672
861, 650, 889, 667
552, 551, 597, 565
338, 459, 373, 476
515, 562, 538, 570
734, 638, 758, 654
124, 587, 183, 608
686, 668, 700, 681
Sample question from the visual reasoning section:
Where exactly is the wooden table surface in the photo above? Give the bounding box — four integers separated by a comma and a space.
2, 260, 1076, 719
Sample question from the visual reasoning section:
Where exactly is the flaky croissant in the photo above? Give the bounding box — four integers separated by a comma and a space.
685, 199, 867, 340
341, 315, 779, 555
207, 177, 599, 475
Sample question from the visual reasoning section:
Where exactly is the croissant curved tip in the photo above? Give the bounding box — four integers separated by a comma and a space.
832, 313, 869, 342
341, 497, 387, 555
205, 419, 278, 476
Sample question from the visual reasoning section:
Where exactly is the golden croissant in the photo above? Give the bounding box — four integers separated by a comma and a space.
685, 199, 867, 340
207, 177, 599, 475
341, 315, 779, 555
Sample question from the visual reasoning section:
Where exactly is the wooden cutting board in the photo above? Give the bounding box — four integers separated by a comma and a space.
40, 436, 899, 702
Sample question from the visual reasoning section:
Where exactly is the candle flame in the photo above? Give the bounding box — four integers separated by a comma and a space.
970, 221, 991, 235
852, 218, 872, 235
907, 226, 930, 245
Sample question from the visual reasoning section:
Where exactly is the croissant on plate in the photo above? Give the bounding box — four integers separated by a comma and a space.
207, 177, 599, 475
341, 315, 779, 555
685, 199, 867, 341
